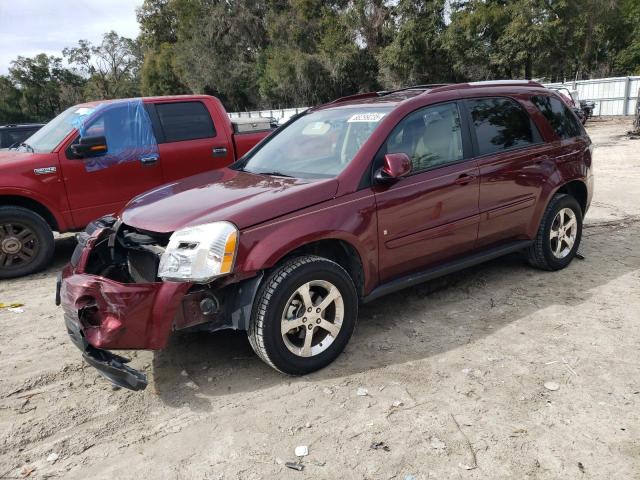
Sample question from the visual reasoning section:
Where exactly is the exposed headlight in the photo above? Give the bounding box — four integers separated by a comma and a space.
158, 222, 238, 282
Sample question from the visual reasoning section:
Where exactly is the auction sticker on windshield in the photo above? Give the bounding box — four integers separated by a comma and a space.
347, 112, 387, 123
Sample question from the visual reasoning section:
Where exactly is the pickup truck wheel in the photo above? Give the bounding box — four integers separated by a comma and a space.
0, 206, 55, 279
248, 255, 358, 375
525, 193, 583, 271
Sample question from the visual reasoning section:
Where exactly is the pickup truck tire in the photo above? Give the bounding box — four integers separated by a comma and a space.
248, 255, 358, 375
0, 206, 55, 279
525, 193, 583, 271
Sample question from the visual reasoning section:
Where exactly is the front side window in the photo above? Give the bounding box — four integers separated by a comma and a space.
467, 97, 538, 156
17, 106, 96, 153
234, 106, 392, 178
156, 101, 216, 142
531, 95, 583, 139
385, 102, 464, 173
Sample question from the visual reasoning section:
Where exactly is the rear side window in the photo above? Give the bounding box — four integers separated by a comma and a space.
531, 95, 583, 139
156, 102, 216, 142
466, 97, 539, 156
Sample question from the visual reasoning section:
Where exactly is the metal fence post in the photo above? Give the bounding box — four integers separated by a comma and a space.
624, 76, 631, 116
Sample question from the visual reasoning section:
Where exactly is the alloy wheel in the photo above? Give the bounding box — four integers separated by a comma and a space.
0, 222, 40, 268
549, 207, 577, 259
280, 280, 344, 358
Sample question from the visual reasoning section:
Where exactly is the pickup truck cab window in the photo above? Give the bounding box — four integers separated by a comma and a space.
155, 101, 216, 142
531, 95, 583, 139
385, 102, 464, 173
466, 97, 540, 156
235, 106, 393, 179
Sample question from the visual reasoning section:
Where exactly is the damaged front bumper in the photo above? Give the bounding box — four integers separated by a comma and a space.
64, 310, 147, 391
57, 218, 261, 391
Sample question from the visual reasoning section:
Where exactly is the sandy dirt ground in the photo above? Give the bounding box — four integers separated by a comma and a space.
1, 117, 639, 480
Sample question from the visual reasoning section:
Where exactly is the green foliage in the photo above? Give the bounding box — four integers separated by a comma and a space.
64, 31, 142, 100
7, 54, 85, 122
1, 0, 639, 123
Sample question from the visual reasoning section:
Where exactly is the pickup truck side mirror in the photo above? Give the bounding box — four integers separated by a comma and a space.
374, 153, 412, 183
70, 136, 108, 159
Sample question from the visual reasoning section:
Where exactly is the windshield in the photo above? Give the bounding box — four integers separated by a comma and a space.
235, 106, 392, 178
17, 105, 96, 153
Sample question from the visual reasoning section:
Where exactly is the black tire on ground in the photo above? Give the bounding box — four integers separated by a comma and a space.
248, 255, 358, 375
0, 206, 55, 279
525, 193, 583, 271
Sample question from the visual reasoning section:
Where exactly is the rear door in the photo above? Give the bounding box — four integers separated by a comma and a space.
464, 97, 552, 248
148, 100, 234, 182
374, 102, 480, 282
530, 94, 588, 166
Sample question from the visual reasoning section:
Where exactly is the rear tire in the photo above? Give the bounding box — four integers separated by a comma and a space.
525, 193, 582, 271
248, 255, 358, 375
0, 206, 55, 279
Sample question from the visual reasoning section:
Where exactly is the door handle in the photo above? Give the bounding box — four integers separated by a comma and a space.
212, 147, 228, 158
455, 173, 477, 185
140, 153, 159, 166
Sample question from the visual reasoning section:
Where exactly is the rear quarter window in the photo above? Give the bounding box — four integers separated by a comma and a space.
466, 97, 541, 156
531, 95, 583, 140
156, 101, 216, 143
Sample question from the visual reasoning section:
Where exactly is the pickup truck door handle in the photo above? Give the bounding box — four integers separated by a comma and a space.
455, 173, 477, 185
533, 155, 549, 164
140, 153, 159, 166
212, 147, 228, 158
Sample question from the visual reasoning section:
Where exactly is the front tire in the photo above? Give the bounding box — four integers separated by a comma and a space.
525, 193, 583, 271
0, 206, 55, 279
248, 255, 358, 375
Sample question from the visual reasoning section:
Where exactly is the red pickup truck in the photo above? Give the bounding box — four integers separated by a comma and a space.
0, 95, 273, 278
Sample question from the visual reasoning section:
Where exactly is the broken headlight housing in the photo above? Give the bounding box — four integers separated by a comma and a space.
158, 222, 238, 283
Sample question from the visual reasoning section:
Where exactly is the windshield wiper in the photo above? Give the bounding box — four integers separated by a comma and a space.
256, 171, 294, 178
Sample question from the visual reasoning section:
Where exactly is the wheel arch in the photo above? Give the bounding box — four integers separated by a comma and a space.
554, 180, 588, 214
0, 195, 60, 231
276, 239, 366, 299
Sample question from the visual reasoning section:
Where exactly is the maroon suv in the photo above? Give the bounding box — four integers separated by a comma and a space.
58, 81, 593, 390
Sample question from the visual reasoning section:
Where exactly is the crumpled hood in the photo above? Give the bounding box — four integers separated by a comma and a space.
121, 168, 339, 233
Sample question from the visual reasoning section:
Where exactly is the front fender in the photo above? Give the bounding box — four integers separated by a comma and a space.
237, 191, 379, 294
0, 184, 72, 231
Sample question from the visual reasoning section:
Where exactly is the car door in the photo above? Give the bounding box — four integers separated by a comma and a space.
149, 100, 234, 182
464, 96, 552, 248
530, 94, 589, 171
59, 102, 164, 228
374, 102, 480, 283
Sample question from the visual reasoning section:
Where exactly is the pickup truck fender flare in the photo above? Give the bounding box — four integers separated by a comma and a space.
0, 186, 70, 232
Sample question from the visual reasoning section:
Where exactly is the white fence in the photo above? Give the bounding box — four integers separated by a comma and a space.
228, 76, 640, 120
544, 76, 640, 116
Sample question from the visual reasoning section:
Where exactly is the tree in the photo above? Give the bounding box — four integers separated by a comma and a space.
64, 31, 143, 100
0, 76, 25, 124
8, 54, 85, 121
378, 0, 452, 87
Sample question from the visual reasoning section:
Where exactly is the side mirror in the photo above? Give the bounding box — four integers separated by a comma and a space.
375, 153, 411, 183
70, 136, 108, 159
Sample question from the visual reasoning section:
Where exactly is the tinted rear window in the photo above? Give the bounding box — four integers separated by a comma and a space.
467, 97, 538, 156
532, 95, 583, 139
156, 101, 216, 142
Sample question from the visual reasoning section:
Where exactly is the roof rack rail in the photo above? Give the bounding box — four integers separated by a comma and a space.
429, 80, 544, 94
378, 84, 452, 96
327, 92, 381, 105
